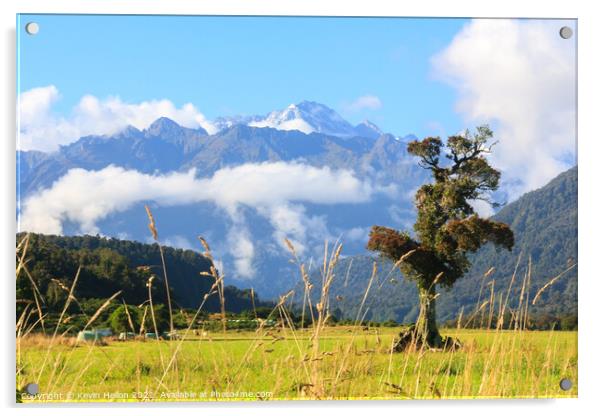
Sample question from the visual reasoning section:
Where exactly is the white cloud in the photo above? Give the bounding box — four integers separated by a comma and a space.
432, 19, 576, 198
204, 162, 373, 211
18, 85, 217, 151
162, 235, 195, 251
388, 205, 415, 230
469, 199, 495, 218
343, 226, 371, 243
343, 95, 383, 113
19, 85, 59, 126
259, 203, 333, 256
19, 161, 380, 278
227, 225, 256, 279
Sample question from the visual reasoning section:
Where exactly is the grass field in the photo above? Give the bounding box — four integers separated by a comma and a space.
17, 326, 577, 402
16, 231, 578, 402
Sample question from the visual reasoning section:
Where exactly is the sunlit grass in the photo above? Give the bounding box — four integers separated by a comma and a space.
16, 227, 578, 403
18, 327, 577, 401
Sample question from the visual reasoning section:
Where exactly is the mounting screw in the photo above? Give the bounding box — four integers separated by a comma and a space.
24, 383, 39, 395
559, 378, 573, 391
25, 22, 39, 35
559, 26, 573, 39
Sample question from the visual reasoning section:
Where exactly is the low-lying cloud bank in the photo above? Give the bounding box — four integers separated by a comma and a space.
19, 161, 379, 278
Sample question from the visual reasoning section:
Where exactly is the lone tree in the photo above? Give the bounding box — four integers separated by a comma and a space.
367, 125, 514, 350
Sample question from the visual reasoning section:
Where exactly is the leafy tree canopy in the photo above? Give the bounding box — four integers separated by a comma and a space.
368, 126, 514, 289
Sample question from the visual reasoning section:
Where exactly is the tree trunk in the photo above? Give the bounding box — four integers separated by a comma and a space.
392, 282, 461, 352
415, 284, 442, 348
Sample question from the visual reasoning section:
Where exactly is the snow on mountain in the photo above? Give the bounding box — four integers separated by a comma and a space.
354, 120, 383, 139
215, 101, 384, 139
248, 101, 357, 137
212, 114, 261, 132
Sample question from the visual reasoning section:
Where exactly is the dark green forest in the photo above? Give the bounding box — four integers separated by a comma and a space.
16, 233, 261, 317
450, 165, 577, 320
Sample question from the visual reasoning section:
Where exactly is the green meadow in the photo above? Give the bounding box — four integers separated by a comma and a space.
17, 327, 577, 402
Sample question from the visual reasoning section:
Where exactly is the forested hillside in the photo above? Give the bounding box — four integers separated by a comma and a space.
16, 233, 260, 313
299, 166, 577, 326
452, 165, 577, 318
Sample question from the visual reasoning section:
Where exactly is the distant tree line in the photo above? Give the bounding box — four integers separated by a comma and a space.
441, 313, 577, 331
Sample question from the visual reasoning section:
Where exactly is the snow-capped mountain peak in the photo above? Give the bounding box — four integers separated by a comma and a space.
216, 101, 384, 139
249, 102, 315, 134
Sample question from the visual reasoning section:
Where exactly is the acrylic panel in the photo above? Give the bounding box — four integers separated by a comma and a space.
16, 15, 577, 402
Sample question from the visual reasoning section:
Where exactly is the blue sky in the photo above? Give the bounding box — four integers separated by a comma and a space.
17, 14, 467, 137
17, 16, 576, 200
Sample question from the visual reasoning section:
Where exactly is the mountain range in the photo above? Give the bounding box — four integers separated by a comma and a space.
19, 101, 415, 197
18, 101, 423, 297
17, 100, 577, 317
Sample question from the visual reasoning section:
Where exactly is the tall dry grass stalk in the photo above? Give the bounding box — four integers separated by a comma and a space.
284, 238, 315, 329
145, 205, 174, 334
532, 263, 577, 306
199, 236, 227, 333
